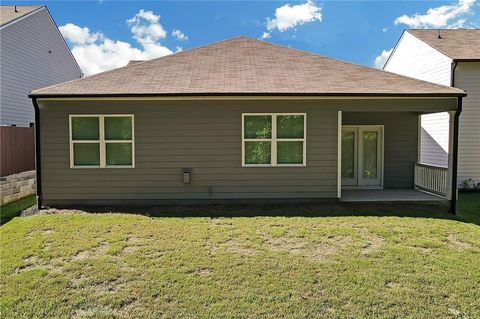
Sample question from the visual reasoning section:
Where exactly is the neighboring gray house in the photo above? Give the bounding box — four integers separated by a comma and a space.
30, 37, 465, 212
0, 5, 82, 127
384, 29, 480, 185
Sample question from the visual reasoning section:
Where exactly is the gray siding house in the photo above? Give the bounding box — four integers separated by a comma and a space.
30, 37, 465, 212
384, 29, 480, 185
1, 5, 82, 127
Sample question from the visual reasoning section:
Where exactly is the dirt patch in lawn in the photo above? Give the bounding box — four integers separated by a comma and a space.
196, 268, 213, 276
260, 229, 385, 261
206, 226, 386, 261
15, 255, 64, 274
122, 235, 143, 254
260, 233, 348, 262
15, 256, 51, 273
361, 233, 385, 254
447, 234, 474, 251
72, 242, 109, 261
272, 237, 336, 261
214, 238, 258, 256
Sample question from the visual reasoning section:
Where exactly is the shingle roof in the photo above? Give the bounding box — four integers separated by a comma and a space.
0, 5, 43, 27
408, 29, 480, 60
31, 36, 465, 97
126, 60, 145, 66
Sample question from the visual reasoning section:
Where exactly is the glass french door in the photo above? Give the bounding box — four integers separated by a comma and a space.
341, 126, 383, 188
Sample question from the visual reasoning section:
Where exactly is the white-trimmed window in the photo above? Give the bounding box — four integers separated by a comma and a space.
242, 113, 306, 167
69, 115, 135, 168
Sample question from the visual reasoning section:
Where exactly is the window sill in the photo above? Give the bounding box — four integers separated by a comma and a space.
242, 164, 306, 168
71, 166, 135, 169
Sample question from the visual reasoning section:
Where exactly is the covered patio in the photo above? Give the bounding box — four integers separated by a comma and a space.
341, 189, 446, 202
337, 101, 461, 212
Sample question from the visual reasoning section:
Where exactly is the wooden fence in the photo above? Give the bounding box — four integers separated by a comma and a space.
0, 126, 35, 177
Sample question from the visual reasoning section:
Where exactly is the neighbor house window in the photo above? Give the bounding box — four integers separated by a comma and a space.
70, 115, 134, 168
242, 113, 306, 167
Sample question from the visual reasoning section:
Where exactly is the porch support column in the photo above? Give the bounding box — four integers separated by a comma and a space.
337, 111, 342, 199
448, 97, 463, 214
417, 114, 422, 163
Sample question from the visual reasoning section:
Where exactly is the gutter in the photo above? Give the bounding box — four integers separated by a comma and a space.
452, 59, 480, 63
28, 92, 467, 99
32, 98, 42, 210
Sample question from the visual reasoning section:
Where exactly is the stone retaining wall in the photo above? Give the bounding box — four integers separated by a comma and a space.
1, 170, 36, 205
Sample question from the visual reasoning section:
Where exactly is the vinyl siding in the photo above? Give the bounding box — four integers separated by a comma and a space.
342, 112, 418, 189
0, 8, 82, 127
38, 98, 457, 206
384, 31, 452, 167
384, 31, 452, 85
456, 62, 480, 183
420, 127, 448, 167
39, 100, 339, 205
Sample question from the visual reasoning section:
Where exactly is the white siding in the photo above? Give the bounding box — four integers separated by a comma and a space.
0, 8, 82, 127
456, 62, 480, 184
384, 31, 452, 85
384, 31, 453, 168
420, 113, 449, 166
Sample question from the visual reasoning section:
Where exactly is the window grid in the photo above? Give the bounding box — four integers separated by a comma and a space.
69, 114, 135, 169
242, 113, 306, 167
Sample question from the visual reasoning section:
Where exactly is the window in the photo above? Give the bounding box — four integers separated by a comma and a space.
242, 113, 306, 167
70, 115, 134, 168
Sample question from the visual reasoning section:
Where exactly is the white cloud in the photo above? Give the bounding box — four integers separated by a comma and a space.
59, 23, 103, 45
374, 48, 393, 69
265, 0, 322, 34
261, 32, 271, 39
172, 29, 188, 41
127, 9, 167, 47
448, 18, 467, 28
394, 0, 476, 28
382, 27, 388, 32
60, 10, 177, 75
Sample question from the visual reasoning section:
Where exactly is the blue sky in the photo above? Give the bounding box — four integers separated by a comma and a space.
6, 1, 479, 75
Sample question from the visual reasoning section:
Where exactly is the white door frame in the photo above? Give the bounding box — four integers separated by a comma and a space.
341, 125, 384, 190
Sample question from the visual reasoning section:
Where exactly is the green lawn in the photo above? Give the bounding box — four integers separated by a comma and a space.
1, 195, 479, 318
0, 195, 36, 225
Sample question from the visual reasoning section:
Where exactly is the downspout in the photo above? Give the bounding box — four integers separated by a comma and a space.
32, 98, 42, 209
449, 61, 460, 214
450, 97, 462, 214
450, 61, 458, 87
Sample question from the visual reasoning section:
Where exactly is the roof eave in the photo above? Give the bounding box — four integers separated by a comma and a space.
452, 58, 480, 62
29, 92, 467, 99
0, 6, 44, 28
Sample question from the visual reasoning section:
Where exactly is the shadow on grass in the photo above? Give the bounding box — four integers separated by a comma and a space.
0, 195, 36, 226
61, 193, 479, 226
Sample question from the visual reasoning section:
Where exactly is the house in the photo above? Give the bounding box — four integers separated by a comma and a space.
29, 37, 466, 212
1, 5, 82, 127
383, 29, 480, 186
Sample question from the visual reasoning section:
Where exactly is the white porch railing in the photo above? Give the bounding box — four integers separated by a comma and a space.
414, 163, 448, 197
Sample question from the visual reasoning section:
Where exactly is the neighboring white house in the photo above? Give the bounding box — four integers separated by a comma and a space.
0, 5, 82, 127
384, 29, 480, 185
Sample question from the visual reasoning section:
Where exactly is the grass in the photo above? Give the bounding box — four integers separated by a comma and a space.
0, 195, 36, 225
0, 195, 479, 318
